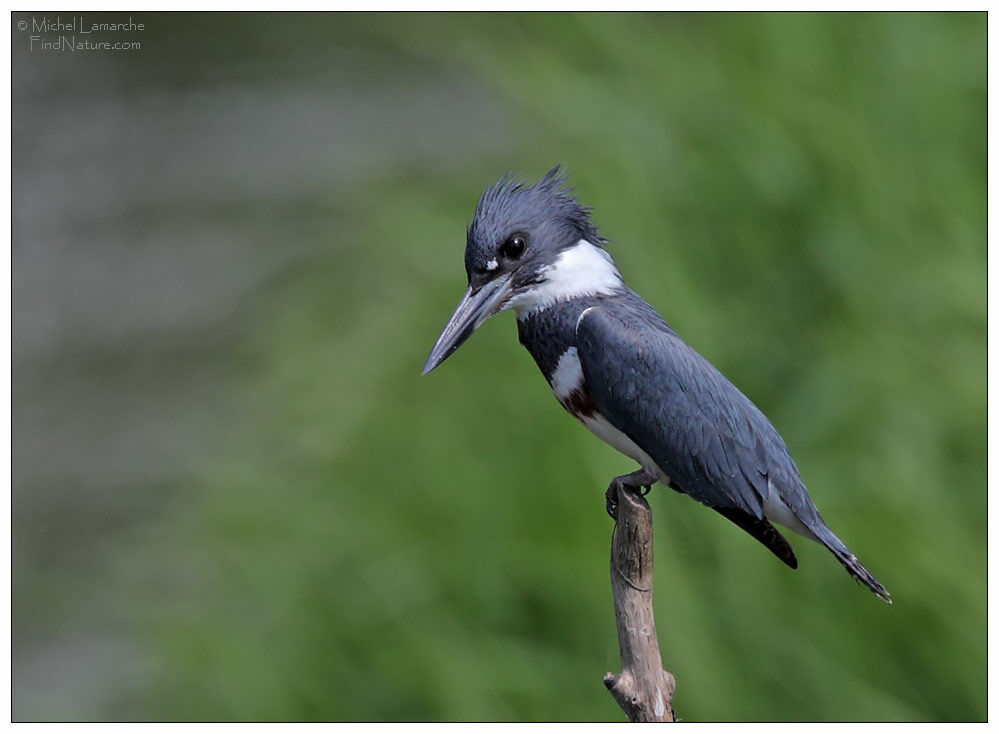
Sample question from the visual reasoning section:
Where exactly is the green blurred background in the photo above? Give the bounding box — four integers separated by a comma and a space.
12, 12, 985, 722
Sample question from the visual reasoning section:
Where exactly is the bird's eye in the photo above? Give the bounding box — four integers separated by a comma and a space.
500, 234, 527, 260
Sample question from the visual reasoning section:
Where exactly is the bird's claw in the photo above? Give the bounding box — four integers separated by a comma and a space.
605, 485, 619, 519
605, 469, 656, 520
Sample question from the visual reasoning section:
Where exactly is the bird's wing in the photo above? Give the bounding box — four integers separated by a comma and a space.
575, 303, 790, 520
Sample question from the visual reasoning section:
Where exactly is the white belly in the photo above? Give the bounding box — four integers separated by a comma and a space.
577, 410, 665, 480
549, 349, 817, 540
550, 347, 667, 483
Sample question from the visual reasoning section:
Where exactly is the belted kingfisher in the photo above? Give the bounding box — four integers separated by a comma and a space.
423, 167, 890, 603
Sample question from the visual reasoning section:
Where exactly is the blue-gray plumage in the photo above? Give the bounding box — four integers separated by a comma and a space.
423, 167, 890, 603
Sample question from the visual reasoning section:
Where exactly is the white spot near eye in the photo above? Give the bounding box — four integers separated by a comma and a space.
485, 258, 499, 271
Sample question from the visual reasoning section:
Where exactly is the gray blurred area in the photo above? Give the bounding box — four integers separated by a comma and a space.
12, 14, 512, 719
12, 12, 985, 723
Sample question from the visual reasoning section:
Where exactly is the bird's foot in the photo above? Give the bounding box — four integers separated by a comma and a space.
605, 469, 658, 519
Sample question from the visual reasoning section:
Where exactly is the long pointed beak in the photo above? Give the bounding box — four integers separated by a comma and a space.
422, 274, 514, 375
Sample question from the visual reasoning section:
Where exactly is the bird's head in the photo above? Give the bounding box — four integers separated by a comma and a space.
422, 166, 617, 375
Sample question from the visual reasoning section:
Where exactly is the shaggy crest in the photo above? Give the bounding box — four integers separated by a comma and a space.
467, 166, 606, 249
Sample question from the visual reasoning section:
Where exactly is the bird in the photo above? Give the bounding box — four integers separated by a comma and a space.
422, 166, 890, 603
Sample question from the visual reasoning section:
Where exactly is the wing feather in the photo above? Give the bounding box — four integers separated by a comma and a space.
575, 303, 786, 519
573, 299, 889, 597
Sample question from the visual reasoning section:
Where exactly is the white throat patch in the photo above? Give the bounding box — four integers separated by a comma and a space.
506, 240, 623, 318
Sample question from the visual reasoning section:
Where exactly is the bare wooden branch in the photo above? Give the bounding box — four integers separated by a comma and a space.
603, 483, 676, 722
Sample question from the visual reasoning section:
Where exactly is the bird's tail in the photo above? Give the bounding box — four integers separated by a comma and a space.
797, 512, 891, 603
828, 545, 891, 604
